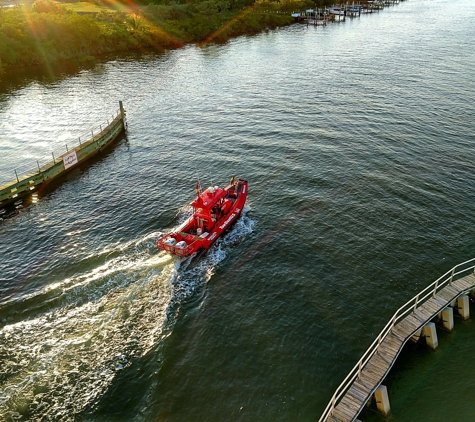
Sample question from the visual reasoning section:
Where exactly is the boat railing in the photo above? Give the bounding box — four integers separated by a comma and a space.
318, 257, 475, 422
0, 110, 122, 189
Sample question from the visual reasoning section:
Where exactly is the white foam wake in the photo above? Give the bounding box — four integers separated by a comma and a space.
0, 206, 254, 420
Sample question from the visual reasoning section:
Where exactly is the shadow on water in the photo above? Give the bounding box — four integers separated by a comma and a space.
0, 49, 167, 96
0, 57, 97, 95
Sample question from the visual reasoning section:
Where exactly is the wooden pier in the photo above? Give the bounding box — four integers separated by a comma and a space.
292, 1, 405, 25
0, 102, 127, 210
319, 258, 475, 422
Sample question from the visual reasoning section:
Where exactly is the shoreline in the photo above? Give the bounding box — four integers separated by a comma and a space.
0, 1, 297, 78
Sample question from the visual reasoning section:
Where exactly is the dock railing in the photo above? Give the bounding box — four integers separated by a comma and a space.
318, 257, 475, 422
0, 109, 121, 189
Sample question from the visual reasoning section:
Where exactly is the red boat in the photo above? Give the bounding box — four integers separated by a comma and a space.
156, 177, 248, 256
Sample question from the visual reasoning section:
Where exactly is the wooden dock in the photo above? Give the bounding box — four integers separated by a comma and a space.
292, 1, 405, 25
0, 102, 126, 210
319, 259, 475, 422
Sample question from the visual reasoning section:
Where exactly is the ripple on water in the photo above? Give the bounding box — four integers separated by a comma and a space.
0, 208, 255, 420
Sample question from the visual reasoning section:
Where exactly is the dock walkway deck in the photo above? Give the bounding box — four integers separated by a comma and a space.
320, 259, 475, 422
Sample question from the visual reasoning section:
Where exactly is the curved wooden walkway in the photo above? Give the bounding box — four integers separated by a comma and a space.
319, 258, 475, 422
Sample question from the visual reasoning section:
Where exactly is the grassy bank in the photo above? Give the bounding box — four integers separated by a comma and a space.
0, 0, 333, 76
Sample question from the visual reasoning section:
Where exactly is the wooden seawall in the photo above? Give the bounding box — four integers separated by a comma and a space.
0, 102, 127, 209
319, 258, 475, 422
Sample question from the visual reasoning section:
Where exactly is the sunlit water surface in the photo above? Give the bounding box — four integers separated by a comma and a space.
1, 0, 475, 420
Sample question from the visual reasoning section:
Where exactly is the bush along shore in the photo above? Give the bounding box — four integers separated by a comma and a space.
0, 0, 337, 75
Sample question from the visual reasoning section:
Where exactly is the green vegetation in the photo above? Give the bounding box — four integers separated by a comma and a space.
0, 0, 334, 75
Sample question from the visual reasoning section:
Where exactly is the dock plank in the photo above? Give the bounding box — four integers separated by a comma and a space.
418, 300, 441, 317
437, 288, 457, 303
454, 275, 475, 291
432, 295, 448, 307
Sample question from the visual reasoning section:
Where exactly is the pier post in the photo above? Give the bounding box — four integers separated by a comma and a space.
439, 307, 454, 331
422, 322, 438, 349
52, 152, 55, 164
119, 101, 127, 130
457, 295, 470, 320
14, 169, 19, 183
374, 385, 390, 416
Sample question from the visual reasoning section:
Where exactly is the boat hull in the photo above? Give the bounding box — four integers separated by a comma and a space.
156, 179, 248, 257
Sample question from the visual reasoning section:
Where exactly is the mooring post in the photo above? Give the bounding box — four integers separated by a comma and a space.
440, 307, 454, 331
52, 152, 55, 164
457, 295, 470, 320
37, 160, 41, 173
14, 169, 19, 183
119, 101, 124, 118
422, 322, 438, 349
374, 385, 390, 416
119, 101, 127, 130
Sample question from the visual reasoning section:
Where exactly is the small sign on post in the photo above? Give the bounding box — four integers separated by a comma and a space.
63, 150, 78, 170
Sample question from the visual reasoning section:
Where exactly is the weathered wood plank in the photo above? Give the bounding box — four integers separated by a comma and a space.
359, 369, 380, 384
454, 276, 475, 291
333, 397, 360, 420
361, 365, 384, 383
365, 356, 387, 372
377, 347, 397, 364
437, 288, 457, 303
352, 380, 371, 398
385, 333, 404, 349
347, 386, 366, 402
446, 284, 462, 295
331, 408, 352, 422
417, 299, 442, 319
340, 395, 363, 413
461, 273, 475, 285
377, 345, 398, 361
432, 295, 448, 307
392, 320, 416, 337
413, 308, 433, 322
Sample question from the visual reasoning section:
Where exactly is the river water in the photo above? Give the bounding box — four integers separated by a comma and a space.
1, 0, 475, 420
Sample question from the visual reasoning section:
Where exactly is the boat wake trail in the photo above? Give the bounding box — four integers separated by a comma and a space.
0, 207, 254, 421
166, 205, 254, 319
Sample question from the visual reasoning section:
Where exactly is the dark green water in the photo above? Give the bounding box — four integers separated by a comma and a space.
1, 0, 475, 420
